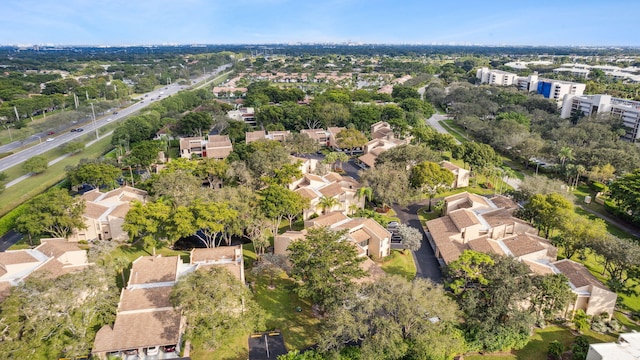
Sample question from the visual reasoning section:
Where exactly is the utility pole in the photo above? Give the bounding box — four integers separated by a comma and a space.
90, 103, 99, 139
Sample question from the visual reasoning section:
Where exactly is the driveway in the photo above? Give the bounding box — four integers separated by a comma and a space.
392, 201, 442, 283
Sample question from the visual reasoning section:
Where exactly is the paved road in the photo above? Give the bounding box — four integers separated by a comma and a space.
0, 230, 22, 251
0, 64, 232, 173
392, 201, 443, 283
580, 204, 640, 238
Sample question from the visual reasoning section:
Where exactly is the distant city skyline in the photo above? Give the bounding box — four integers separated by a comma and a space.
1, 0, 639, 47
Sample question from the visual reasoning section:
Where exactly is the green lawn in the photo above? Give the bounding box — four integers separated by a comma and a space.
380, 250, 417, 280
440, 120, 469, 143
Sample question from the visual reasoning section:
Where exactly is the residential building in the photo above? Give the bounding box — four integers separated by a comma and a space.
300, 128, 330, 147
425, 192, 617, 318
71, 186, 148, 242
275, 211, 391, 260
0, 238, 91, 300
179, 135, 233, 160
561, 94, 640, 142
289, 172, 363, 219
227, 107, 256, 126
92, 255, 188, 359
476, 71, 585, 104
586, 332, 640, 360
327, 127, 345, 149
291, 155, 318, 175
553, 63, 640, 83
439, 161, 470, 188
357, 122, 409, 169
476, 67, 519, 86
245, 130, 290, 143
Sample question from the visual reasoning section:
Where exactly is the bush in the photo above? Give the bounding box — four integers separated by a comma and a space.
571, 335, 590, 360
590, 316, 608, 333
608, 318, 623, 332
547, 340, 565, 360
573, 310, 591, 333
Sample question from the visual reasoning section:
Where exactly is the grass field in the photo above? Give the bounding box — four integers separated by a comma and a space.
380, 250, 417, 280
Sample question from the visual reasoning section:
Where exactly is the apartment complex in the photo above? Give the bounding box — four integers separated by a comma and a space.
179, 135, 233, 160
425, 192, 616, 318
289, 172, 363, 220
357, 121, 409, 168
275, 211, 391, 260
561, 94, 640, 142
71, 186, 148, 242
476, 68, 585, 102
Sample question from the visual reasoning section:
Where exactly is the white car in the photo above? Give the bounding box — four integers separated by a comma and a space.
146, 346, 160, 356
106, 118, 113, 122
46, 138, 54, 142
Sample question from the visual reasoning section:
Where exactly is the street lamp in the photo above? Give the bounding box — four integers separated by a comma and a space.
90, 103, 99, 140
535, 162, 540, 176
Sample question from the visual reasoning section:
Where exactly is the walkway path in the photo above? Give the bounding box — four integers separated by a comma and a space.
392, 201, 442, 283
579, 204, 640, 238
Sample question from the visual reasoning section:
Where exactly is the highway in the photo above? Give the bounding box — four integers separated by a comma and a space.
0, 64, 231, 173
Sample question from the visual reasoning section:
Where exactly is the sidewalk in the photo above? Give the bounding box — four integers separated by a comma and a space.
579, 204, 640, 238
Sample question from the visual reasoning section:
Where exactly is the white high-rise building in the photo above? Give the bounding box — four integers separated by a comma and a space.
561, 94, 640, 142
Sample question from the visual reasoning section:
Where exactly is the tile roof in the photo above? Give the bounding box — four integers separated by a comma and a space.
440, 161, 463, 171
190, 246, 240, 263
92, 309, 182, 353
318, 182, 344, 198
109, 203, 131, 219
362, 218, 391, 240
358, 153, 377, 168
502, 234, 545, 257
307, 212, 350, 227
128, 256, 179, 286
84, 202, 110, 219
467, 237, 504, 256
36, 239, 83, 259
487, 195, 518, 210
426, 216, 464, 264
448, 209, 480, 230
81, 190, 103, 202
350, 229, 370, 243
245, 130, 266, 143
34, 258, 88, 279
119, 287, 173, 312
295, 187, 319, 200
553, 259, 608, 290
0, 251, 39, 266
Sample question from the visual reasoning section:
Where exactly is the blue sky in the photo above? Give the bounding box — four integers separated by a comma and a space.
1, 0, 639, 46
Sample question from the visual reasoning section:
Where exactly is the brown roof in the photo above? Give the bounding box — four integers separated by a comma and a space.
426, 216, 464, 264
323, 172, 342, 182
81, 190, 103, 202
197, 262, 243, 281
448, 209, 480, 230
440, 161, 463, 171
36, 239, 83, 259
318, 182, 344, 198
467, 237, 504, 256
355, 258, 386, 284
119, 287, 173, 312
487, 195, 518, 210
206, 146, 233, 159
553, 259, 608, 290
0, 251, 39, 266
92, 309, 182, 353
34, 258, 88, 279
523, 260, 555, 275
502, 234, 545, 257
295, 187, 319, 200
445, 192, 491, 209
84, 202, 110, 219
190, 246, 240, 264
307, 211, 349, 227
358, 153, 377, 168
128, 256, 179, 285
362, 218, 391, 240
245, 130, 266, 143
0, 282, 11, 302
304, 173, 326, 183
350, 229, 370, 243
109, 203, 131, 219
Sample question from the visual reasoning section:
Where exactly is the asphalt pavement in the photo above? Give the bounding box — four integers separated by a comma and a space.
0, 230, 23, 251
392, 201, 443, 283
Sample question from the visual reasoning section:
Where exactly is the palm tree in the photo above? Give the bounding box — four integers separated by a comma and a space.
322, 152, 339, 171
334, 152, 349, 171
501, 166, 517, 194
355, 186, 373, 204
318, 195, 340, 214
574, 164, 586, 188
558, 146, 575, 168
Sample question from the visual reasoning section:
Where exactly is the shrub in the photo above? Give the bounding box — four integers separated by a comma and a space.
573, 310, 591, 333
572, 335, 590, 360
547, 340, 564, 360
608, 318, 623, 332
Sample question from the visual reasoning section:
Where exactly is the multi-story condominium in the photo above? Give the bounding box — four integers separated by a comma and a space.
476, 70, 585, 104
476, 67, 519, 86
561, 94, 640, 142
179, 135, 233, 160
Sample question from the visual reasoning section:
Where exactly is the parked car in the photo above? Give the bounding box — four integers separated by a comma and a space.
162, 345, 176, 353
47, 131, 55, 135
113, 111, 118, 115
76, 128, 84, 132
46, 138, 54, 142
145, 346, 159, 356
70, 128, 77, 132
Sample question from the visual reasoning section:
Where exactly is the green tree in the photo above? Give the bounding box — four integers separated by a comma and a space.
284, 132, 320, 155
318, 275, 465, 360
452, 142, 499, 174
251, 253, 290, 288
318, 195, 340, 214
126, 140, 161, 174
391, 85, 420, 100
360, 162, 417, 208
609, 169, 640, 223
555, 213, 607, 260
61, 141, 85, 155
23, 155, 48, 174
178, 111, 213, 136
168, 200, 238, 248
558, 146, 575, 168
123, 199, 172, 253
170, 267, 264, 350
260, 185, 308, 235
336, 128, 367, 155
409, 161, 455, 211
0, 171, 7, 194
15, 188, 86, 239
288, 227, 366, 312
521, 193, 574, 238
530, 274, 574, 324
66, 162, 122, 189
